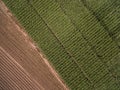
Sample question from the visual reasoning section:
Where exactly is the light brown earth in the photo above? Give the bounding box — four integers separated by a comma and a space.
0, 1, 68, 90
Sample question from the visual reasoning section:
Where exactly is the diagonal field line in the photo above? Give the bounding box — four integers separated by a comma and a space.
27, 1, 95, 89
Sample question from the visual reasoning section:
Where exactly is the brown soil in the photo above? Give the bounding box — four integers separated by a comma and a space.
0, 1, 68, 90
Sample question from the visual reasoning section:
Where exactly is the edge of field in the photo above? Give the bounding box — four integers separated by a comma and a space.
0, 1, 69, 89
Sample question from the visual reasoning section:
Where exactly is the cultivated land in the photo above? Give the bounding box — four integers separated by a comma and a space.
2, 0, 120, 90
0, 1, 68, 90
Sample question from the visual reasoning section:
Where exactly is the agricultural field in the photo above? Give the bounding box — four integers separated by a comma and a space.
0, 2, 67, 90
2, 0, 120, 90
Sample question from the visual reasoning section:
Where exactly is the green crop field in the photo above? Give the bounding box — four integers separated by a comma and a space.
3, 0, 120, 90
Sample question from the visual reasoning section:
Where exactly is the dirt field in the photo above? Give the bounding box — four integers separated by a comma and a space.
0, 1, 68, 90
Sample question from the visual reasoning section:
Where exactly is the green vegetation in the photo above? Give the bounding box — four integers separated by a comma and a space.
3, 0, 120, 89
